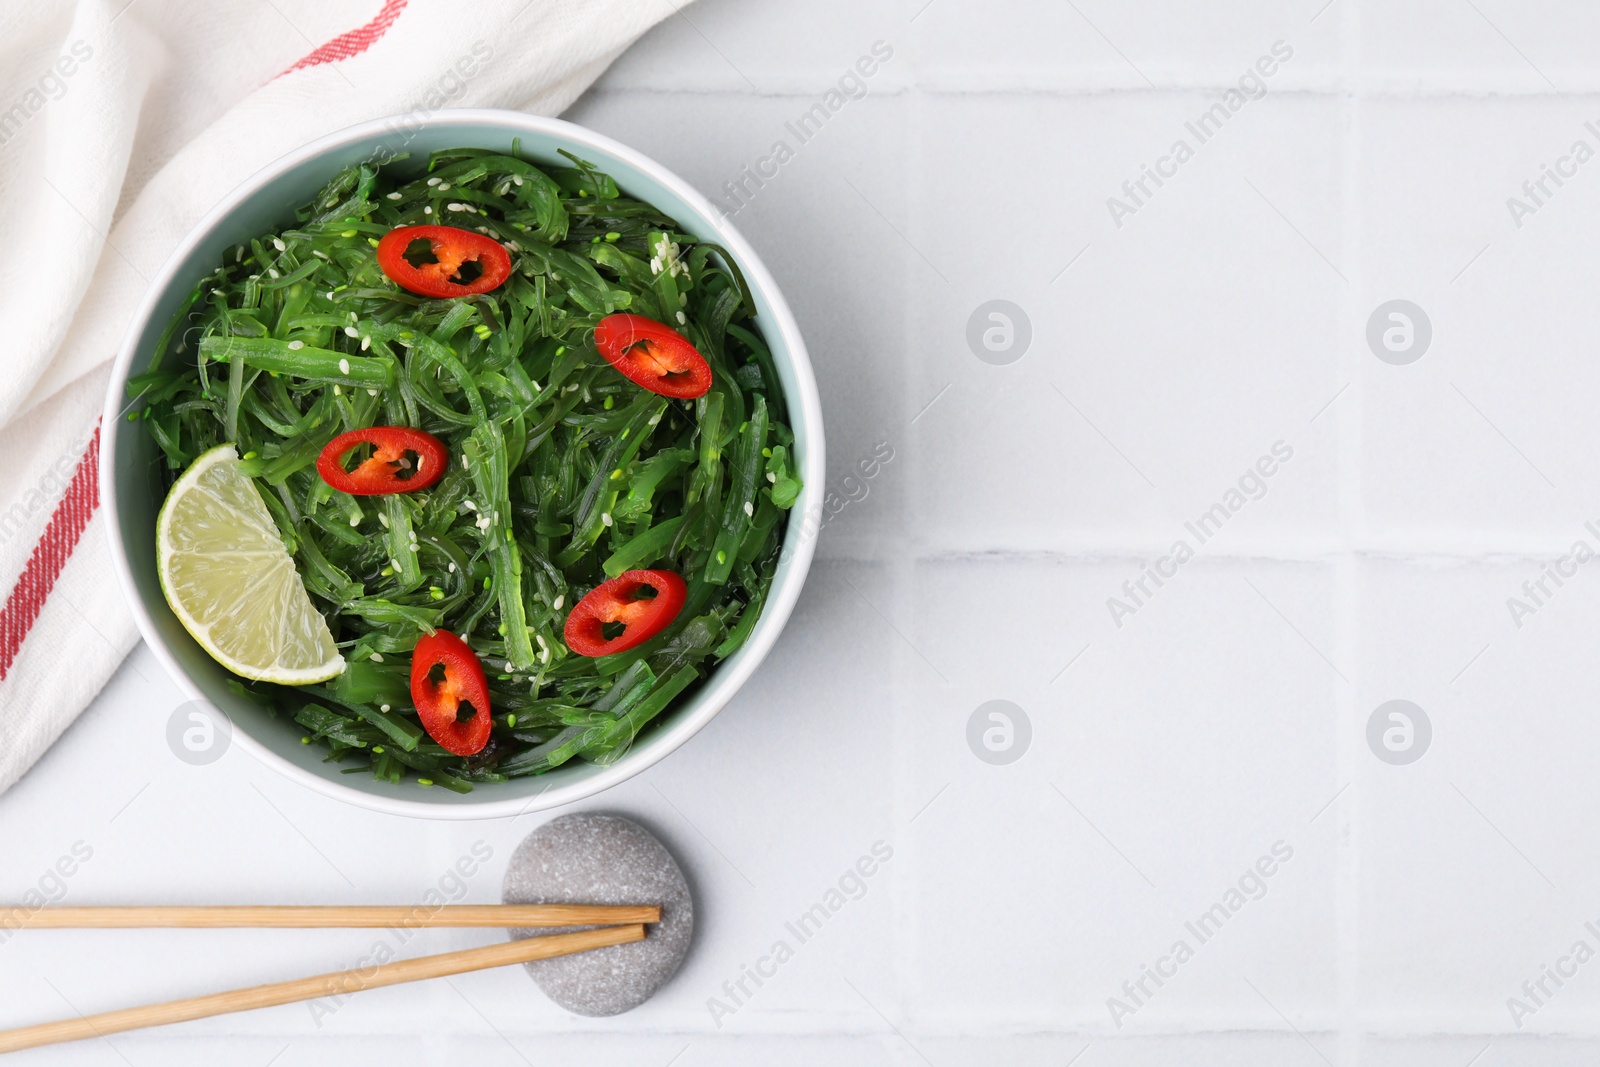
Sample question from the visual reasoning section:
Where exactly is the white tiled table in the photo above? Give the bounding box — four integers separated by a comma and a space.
7, 0, 1600, 1062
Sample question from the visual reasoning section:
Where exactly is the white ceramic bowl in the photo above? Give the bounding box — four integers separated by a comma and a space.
102, 111, 823, 820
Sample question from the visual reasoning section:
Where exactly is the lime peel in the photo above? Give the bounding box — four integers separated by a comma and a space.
157, 444, 344, 684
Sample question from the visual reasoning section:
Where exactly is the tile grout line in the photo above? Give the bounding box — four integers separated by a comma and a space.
1334, 2, 1363, 1062
581, 81, 1600, 101
826, 539, 1600, 562
894, 27, 928, 1035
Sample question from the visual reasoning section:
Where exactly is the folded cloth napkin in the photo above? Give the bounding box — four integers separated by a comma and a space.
0, 0, 682, 795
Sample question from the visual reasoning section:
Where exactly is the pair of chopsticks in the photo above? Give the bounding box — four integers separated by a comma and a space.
0, 904, 658, 1053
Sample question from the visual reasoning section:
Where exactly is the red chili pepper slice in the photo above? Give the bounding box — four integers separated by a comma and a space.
315, 427, 448, 496
376, 225, 512, 298
564, 569, 689, 657
410, 630, 493, 756
593, 314, 713, 399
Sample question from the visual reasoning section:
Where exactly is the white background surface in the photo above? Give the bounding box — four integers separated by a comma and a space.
7, 0, 1600, 1062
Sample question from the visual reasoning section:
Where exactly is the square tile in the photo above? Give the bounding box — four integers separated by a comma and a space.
1359, 0, 1600, 93
908, 92, 1343, 553
913, 0, 1342, 90
1357, 95, 1600, 540
897, 558, 1339, 1029
1354, 557, 1600, 1030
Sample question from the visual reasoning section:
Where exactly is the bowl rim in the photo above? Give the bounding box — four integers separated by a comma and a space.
100, 109, 824, 820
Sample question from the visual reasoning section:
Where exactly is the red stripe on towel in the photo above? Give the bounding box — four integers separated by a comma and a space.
0, 424, 101, 681
278, 0, 408, 76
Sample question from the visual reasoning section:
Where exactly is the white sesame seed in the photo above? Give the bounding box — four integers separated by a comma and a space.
504, 661, 514, 671
461, 499, 476, 511
409, 543, 418, 552
649, 257, 661, 274
267, 268, 280, 279
344, 326, 359, 338
390, 558, 401, 570
338, 358, 351, 375
349, 514, 360, 526
380, 704, 391, 712
272, 238, 286, 252
448, 562, 456, 573
446, 203, 464, 212
766, 471, 777, 483
676, 311, 687, 325
461, 454, 469, 469
744, 501, 754, 517
332, 384, 342, 395
377, 513, 389, 528
386, 191, 402, 200
513, 175, 523, 186
438, 182, 450, 191
475, 515, 492, 531
361, 336, 371, 351
536, 634, 549, 652
367, 388, 379, 396
287, 340, 304, 350
601, 513, 613, 527
423, 206, 432, 214
427, 176, 441, 186
370, 652, 384, 663
553, 594, 564, 610
540, 647, 551, 664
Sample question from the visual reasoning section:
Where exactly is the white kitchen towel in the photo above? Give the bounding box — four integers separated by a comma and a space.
0, 0, 683, 794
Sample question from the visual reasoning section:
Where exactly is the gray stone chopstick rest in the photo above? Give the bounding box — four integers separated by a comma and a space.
503, 813, 693, 1016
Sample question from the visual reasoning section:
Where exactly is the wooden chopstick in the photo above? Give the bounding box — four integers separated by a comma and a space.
0, 924, 646, 1053
4, 904, 660, 929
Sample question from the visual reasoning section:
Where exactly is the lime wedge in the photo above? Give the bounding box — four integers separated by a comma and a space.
156, 444, 344, 684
